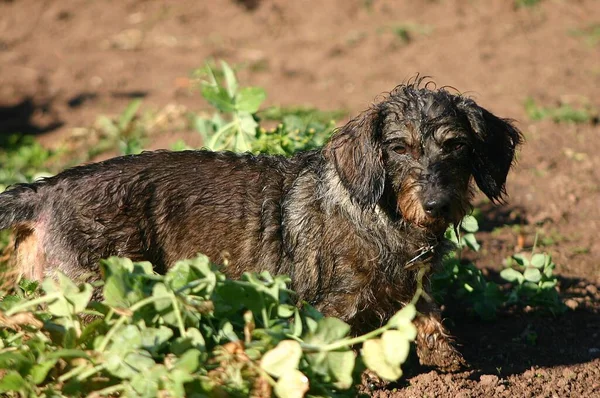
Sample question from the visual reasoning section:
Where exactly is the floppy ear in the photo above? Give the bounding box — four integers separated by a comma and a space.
324, 107, 385, 208
461, 101, 523, 203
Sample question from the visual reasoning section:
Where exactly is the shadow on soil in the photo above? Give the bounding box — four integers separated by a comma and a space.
0, 97, 63, 136
447, 274, 599, 378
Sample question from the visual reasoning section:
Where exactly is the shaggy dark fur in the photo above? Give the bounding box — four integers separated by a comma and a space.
0, 81, 522, 371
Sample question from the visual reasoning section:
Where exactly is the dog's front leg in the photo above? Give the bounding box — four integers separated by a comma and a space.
413, 297, 465, 372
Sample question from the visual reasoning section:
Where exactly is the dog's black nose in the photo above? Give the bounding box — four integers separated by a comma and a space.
423, 198, 450, 218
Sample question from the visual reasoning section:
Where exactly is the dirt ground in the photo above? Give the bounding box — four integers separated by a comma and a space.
1, 0, 599, 396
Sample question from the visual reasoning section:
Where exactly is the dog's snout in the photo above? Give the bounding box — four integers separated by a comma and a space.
423, 197, 451, 218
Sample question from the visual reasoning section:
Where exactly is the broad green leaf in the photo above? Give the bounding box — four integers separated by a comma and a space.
260, 340, 302, 378
522, 281, 539, 292
460, 215, 479, 233
101, 258, 133, 307
141, 326, 174, 354
130, 364, 164, 396
381, 330, 411, 366
541, 280, 557, 289
235, 87, 266, 113
444, 226, 459, 245
31, 359, 58, 385
387, 304, 416, 329
170, 328, 206, 355
42, 273, 93, 316
105, 350, 155, 379
274, 369, 309, 398
278, 304, 295, 318
325, 350, 355, 389
0, 352, 34, 371
219, 321, 239, 342
167, 368, 195, 397
201, 85, 235, 112
221, 61, 238, 98
238, 112, 259, 137
500, 268, 524, 284
0, 371, 26, 392
305, 317, 351, 345
108, 324, 142, 352
152, 282, 172, 305
174, 349, 201, 373
118, 99, 143, 131
523, 267, 542, 283
462, 233, 480, 252
512, 253, 529, 267
531, 253, 547, 269
362, 339, 402, 381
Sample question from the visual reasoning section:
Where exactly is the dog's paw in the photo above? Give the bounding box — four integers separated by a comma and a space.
360, 368, 389, 391
416, 333, 466, 372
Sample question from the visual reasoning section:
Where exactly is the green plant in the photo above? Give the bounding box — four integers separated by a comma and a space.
570, 23, 600, 47
192, 61, 266, 153
0, 135, 56, 191
91, 99, 146, 158
524, 97, 595, 124
500, 250, 565, 314
376, 23, 432, 44
0, 255, 420, 397
514, 0, 543, 8
192, 61, 337, 157
432, 216, 565, 320
432, 215, 505, 320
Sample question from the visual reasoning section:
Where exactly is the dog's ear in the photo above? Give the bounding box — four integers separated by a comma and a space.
324, 107, 385, 208
461, 101, 523, 203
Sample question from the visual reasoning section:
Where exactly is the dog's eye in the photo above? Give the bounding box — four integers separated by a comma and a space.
444, 140, 467, 152
392, 144, 408, 155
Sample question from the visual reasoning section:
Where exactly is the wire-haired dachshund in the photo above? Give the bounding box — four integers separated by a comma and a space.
0, 80, 522, 371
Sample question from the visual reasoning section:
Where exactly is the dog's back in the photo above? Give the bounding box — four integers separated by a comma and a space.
0, 149, 315, 282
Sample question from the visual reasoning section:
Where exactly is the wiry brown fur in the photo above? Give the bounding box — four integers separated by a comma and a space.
0, 80, 522, 371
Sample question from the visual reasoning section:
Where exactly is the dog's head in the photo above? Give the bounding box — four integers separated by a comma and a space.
324, 81, 523, 233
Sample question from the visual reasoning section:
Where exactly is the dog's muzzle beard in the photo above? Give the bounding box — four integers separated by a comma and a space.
392, 179, 453, 235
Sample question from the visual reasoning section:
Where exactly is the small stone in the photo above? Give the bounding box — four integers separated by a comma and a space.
480, 374, 499, 386
586, 284, 598, 295
565, 299, 579, 310
562, 368, 576, 379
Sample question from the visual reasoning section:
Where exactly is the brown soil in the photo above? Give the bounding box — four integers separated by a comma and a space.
1, 0, 599, 396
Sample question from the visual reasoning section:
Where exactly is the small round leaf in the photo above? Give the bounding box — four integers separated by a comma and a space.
274, 370, 309, 398
362, 339, 403, 381
460, 215, 479, 233
260, 340, 302, 378
523, 267, 542, 283
530, 253, 547, 269
500, 268, 524, 284
381, 330, 411, 366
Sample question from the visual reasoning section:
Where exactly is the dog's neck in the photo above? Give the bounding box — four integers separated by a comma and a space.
319, 164, 447, 261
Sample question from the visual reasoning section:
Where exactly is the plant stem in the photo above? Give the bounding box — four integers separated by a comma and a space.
170, 292, 188, 337
301, 326, 388, 353
5, 292, 62, 316
97, 295, 161, 352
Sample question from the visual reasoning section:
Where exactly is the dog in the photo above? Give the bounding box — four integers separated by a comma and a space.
0, 80, 522, 371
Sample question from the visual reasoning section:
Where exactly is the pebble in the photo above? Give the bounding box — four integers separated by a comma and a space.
586, 284, 598, 295
565, 298, 579, 310
480, 374, 499, 386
